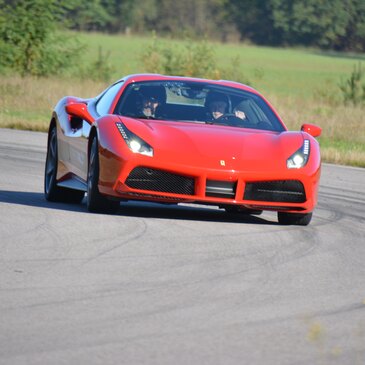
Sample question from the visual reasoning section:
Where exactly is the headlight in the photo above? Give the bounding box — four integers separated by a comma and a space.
116, 122, 153, 157
287, 139, 310, 169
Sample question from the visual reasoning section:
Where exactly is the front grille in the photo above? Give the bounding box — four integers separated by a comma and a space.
206, 180, 236, 199
244, 180, 306, 203
126, 167, 195, 195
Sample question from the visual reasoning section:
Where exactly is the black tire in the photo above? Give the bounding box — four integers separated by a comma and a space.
277, 212, 312, 226
87, 137, 119, 214
44, 126, 84, 203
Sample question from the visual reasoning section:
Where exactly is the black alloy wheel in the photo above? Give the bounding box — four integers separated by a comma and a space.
277, 212, 312, 226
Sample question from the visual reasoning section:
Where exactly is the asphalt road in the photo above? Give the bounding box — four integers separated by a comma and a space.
1, 128, 365, 365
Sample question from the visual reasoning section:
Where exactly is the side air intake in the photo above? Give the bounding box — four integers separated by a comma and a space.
126, 167, 195, 195
244, 180, 306, 203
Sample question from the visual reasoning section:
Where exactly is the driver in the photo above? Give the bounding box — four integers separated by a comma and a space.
142, 95, 159, 118
205, 92, 229, 121
139, 85, 166, 118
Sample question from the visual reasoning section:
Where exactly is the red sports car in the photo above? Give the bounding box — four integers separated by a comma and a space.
44, 74, 321, 225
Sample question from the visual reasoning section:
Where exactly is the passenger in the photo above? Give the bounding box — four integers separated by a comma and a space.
233, 101, 248, 120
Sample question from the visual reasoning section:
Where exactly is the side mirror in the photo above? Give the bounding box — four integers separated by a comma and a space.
65, 102, 94, 124
301, 123, 321, 138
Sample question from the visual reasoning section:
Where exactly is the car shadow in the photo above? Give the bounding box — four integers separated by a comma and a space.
0, 190, 86, 213
117, 201, 277, 225
0, 190, 277, 225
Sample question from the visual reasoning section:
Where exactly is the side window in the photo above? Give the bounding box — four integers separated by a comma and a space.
95, 81, 124, 115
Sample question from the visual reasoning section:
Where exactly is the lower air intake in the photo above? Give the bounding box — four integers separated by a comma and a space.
206, 180, 236, 199
244, 180, 306, 203
126, 167, 194, 195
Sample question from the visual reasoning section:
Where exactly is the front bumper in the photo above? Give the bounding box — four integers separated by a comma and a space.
98, 152, 321, 213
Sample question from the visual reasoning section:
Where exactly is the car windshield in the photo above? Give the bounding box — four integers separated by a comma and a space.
115, 81, 285, 132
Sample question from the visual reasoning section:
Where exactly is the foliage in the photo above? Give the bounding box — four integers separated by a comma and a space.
140, 36, 219, 79
0, 0, 84, 77
69, 0, 230, 39
227, 0, 365, 51
227, 0, 278, 44
339, 63, 365, 106
62, 0, 113, 31
80, 0, 365, 52
3, 0, 365, 52
148, 0, 231, 41
80, 46, 115, 82
220, 56, 251, 85
269, 0, 347, 47
140, 36, 251, 84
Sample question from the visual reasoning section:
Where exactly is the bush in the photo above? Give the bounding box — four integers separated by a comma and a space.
80, 46, 115, 82
0, 0, 83, 77
140, 36, 252, 85
339, 63, 365, 106
219, 55, 252, 85
141, 36, 218, 79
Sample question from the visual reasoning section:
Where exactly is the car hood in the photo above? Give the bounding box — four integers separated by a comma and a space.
122, 117, 304, 172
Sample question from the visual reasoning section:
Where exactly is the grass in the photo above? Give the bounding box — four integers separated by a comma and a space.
0, 31, 364, 167
75, 32, 359, 99
0, 76, 106, 131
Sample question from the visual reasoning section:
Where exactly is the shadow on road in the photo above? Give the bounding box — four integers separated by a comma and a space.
0, 190, 277, 225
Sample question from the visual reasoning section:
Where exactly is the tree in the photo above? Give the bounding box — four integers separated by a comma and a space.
152, 0, 230, 40
227, 0, 279, 44
227, 0, 365, 51
63, 0, 113, 31
270, 0, 350, 48
336, 0, 365, 51
0, 0, 83, 76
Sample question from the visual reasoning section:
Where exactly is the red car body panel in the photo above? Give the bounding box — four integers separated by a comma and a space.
48, 74, 321, 215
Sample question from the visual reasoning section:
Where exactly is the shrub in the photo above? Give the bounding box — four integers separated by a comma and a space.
339, 62, 365, 106
219, 55, 252, 85
140, 36, 252, 85
141, 36, 219, 79
81, 46, 115, 82
0, 0, 83, 77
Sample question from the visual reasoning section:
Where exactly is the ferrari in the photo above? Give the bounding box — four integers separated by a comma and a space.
44, 74, 321, 225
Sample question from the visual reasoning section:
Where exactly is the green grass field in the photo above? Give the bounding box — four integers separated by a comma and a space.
1, 32, 364, 166
76, 32, 362, 98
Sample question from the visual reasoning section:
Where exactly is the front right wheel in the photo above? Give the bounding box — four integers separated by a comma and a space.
87, 137, 119, 214
277, 212, 312, 226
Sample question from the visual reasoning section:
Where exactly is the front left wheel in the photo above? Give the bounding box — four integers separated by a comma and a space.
277, 212, 312, 226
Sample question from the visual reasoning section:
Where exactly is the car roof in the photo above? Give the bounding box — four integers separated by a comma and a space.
114, 73, 259, 95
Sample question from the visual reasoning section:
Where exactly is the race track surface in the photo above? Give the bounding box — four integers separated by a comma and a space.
1, 129, 365, 365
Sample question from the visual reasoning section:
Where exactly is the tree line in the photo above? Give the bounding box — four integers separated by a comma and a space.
1, 0, 365, 51
48, 0, 365, 51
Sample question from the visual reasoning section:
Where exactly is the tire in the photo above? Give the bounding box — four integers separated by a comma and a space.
277, 212, 312, 226
44, 126, 84, 203
87, 137, 119, 214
